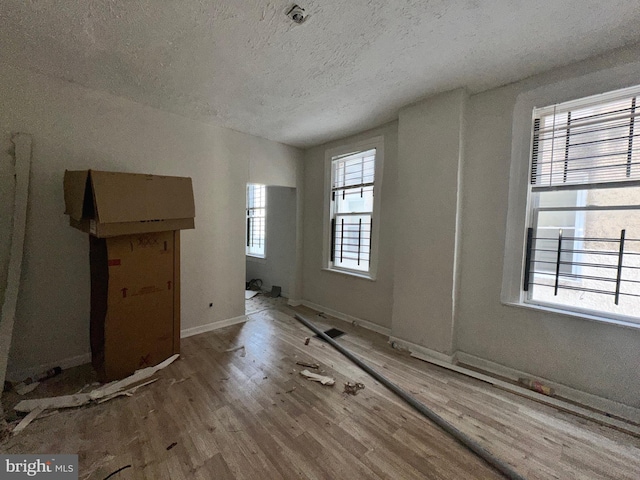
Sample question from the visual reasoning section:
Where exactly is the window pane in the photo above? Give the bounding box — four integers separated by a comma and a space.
529, 202, 640, 320
334, 185, 374, 214
247, 184, 266, 257
333, 214, 371, 272
332, 149, 375, 189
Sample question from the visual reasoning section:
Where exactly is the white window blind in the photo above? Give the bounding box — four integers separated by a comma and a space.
531, 85, 640, 190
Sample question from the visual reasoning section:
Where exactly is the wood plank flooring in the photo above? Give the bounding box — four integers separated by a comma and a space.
2, 304, 640, 479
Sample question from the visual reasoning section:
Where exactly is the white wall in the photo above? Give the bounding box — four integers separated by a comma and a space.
392, 89, 466, 354
299, 45, 640, 408
246, 186, 297, 298
457, 45, 640, 407
0, 62, 302, 379
301, 122, 398, 329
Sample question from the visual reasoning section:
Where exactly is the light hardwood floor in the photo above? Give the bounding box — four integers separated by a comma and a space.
2, 305, 640, 479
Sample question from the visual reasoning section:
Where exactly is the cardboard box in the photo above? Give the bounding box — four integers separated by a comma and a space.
90, 231, 180, 381
64, 170, 195, 237
64, 170, 194, 381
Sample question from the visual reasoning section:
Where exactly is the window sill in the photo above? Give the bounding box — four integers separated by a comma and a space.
321, 267, 376, 282
246, 255, 267, 264
502, 300, 640, 331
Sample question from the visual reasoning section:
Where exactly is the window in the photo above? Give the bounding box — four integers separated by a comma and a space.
324, 137, 384, 278
523, 85, 640, 321
246, 184, 266, 257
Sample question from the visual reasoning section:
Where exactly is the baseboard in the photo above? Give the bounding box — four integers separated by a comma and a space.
456, 352, 640, 425
287, 299, 302, 307
7, 352, 92, 383
181, 315, 248, 339
300, 300, 391, 336
389, 337, 457, 364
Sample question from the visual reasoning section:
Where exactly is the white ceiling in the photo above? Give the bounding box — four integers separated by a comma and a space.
1, 1, 640, 148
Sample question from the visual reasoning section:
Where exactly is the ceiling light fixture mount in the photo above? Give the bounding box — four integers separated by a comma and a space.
286, 5, 307, 24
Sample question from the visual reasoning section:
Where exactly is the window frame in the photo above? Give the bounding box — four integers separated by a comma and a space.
502, 76, 640, 329
246, 183, 267, 259
322, 136, 384, 280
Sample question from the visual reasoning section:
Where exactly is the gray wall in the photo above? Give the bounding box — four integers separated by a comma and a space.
246, 186, 297, 298
300, 44, 640, 408
302, 122, 398, 329
0, 62, 302, 379
392, 89, 466, 354
456, 46, 640, 407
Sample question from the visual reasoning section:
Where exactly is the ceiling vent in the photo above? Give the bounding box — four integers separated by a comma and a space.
286, 5, 307, 24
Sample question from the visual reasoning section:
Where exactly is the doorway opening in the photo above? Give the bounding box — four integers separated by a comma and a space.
245, 185, 297, 315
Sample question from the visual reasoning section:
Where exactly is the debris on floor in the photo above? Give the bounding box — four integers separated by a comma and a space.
12, 406, 45, 435
14, 382, 40, 396
304, 337, 310, 345
518, 377, 555, 396
246, 278, 263, 291
245, 290, 259, 300
299, 369, 335, 386
225, 345, 246, 357
13, 355, 179, 416
268, 285, 281, 297
103, 465, 132, 480
295, 361, 319, 369
343, 382, 365, 395
11, 366, 63, 396
166, 442, 178, 451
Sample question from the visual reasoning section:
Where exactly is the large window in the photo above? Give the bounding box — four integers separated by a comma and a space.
246, 184, 266, 258
523, 85, 640, 322
324, 137, 383, 278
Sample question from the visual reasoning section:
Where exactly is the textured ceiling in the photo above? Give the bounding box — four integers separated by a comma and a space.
1, 1, 640, 147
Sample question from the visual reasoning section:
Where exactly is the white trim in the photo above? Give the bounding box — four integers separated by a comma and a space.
300, 300, 391, 336
505, 300, 640, 331
320, 267, 376, 281
456, 351, 640, 425
323, 136, 384, 279
390, 337, 457, 364
181, 315, 248, 339
410, 350, 640, 435
502, 69, 640, 305
0, 134, 32, 394
6, 353, 92, 383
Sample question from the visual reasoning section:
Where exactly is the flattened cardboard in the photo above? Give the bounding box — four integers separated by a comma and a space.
64, 170, 195, 238
90, 231, 180, 381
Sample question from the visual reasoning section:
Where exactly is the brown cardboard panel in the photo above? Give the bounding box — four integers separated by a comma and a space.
70, 217, 194, 238
95, 218, 194, 237
89, 237, 108, 377
102, 231, 176, 380
64, 170, 195, 237
90, 171, 195, 224
63, 170, 90, 220
173, 231, 180, 355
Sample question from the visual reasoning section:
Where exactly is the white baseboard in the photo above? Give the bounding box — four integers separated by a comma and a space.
300, 300, 391, 336
7, 352, 92, 383
389, 337, 457, 364
456, 352, 640, 425
180, 315, 248, 339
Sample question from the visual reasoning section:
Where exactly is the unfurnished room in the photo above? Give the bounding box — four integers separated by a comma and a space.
1, 1, 640, 479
